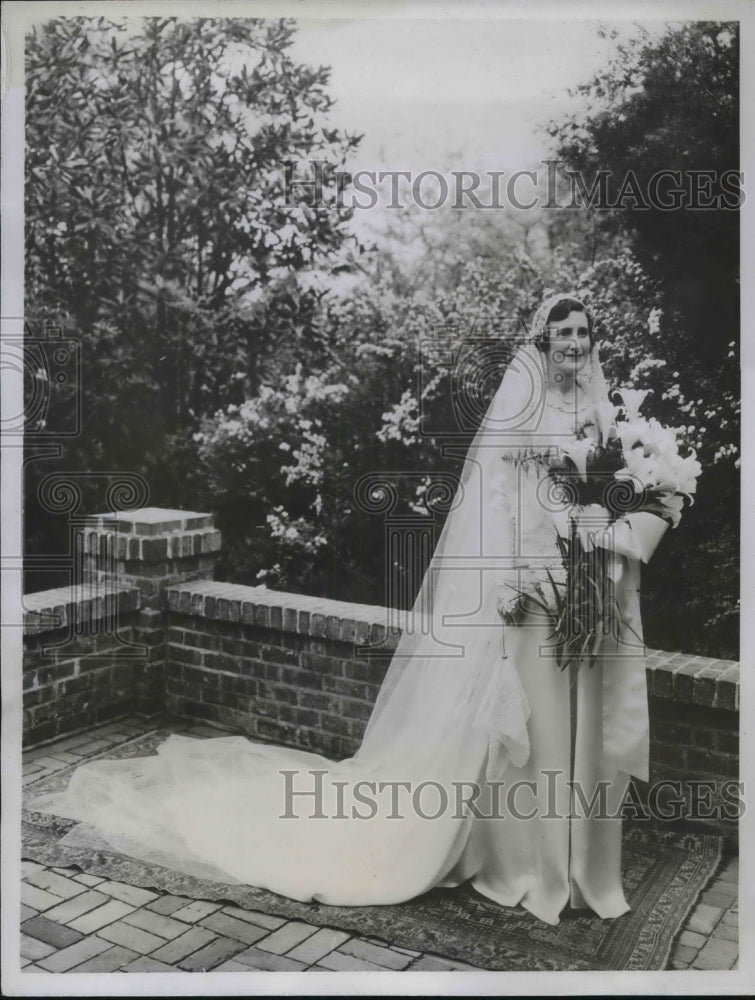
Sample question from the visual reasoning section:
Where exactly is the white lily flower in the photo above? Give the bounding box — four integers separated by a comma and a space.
643, 417, 678, 459
560, 438, 594, 482
615, 462, 647, 493
615, 388, 652, 422
595, 402, 619, 446
667, 450, 702, 496
616, 418, 647, 452
658, 493, 685, 528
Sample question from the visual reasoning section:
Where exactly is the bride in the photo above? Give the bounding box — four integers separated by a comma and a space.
29, 293, 652, 927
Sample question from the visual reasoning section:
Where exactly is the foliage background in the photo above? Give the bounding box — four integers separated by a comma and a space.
25, 17, 740, 659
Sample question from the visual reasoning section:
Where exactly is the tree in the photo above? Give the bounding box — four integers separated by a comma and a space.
25, 16, 360, 580
547, 21, 739, 455
547, 21, 740, 657
196, 247, 672, 600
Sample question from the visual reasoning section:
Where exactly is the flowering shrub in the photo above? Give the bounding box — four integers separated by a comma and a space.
196, 244, 737, 657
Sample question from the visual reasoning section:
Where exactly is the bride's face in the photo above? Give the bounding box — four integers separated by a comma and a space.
545, 310, 591, 381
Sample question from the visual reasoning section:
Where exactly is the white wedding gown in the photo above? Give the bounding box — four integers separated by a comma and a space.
28, 390, 650, 927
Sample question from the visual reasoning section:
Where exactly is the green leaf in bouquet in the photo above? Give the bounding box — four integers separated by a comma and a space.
610, 594, 644, 644
544, 567, 566, 615
577, 629, 595, 660
590, 627, 604, 660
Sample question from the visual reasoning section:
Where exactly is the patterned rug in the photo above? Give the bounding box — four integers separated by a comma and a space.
22, 729, 723, 971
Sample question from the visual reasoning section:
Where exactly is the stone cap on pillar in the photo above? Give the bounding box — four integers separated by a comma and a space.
82, 507, 221, 563
86, 507, 214, 535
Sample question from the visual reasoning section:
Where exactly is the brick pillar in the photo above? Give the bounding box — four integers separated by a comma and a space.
82, 507, 221, 716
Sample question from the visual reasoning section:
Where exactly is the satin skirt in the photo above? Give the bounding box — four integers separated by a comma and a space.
440, 620, 632, 926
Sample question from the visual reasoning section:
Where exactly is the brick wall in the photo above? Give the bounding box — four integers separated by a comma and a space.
81, 507, 221, 716
23, 507, 221, 746
23, 584, 141, 746
164, 579, 741, 836
645, 650, 739, 832
164, 581, 397, 759
22, 507, 740, 838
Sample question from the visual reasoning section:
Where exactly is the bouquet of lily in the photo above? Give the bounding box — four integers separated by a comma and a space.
518, 389, 702, 671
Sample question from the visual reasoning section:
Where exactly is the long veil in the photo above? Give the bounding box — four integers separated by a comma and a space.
356, 338, 548, 776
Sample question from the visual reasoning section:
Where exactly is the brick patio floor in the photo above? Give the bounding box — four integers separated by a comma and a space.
20, 718, 739, 973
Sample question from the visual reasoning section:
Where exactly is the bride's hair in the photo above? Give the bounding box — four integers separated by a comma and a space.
534, 297, 594, 352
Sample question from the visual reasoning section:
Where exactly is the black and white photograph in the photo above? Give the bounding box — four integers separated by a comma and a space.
1, 0, 752, 994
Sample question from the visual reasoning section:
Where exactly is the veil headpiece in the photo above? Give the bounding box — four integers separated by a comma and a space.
356, 294, 613, 785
